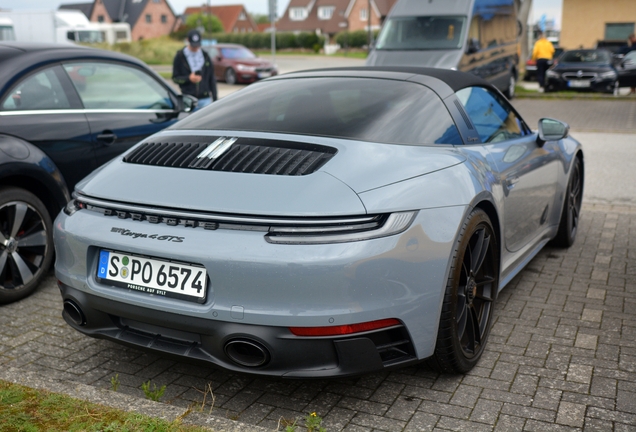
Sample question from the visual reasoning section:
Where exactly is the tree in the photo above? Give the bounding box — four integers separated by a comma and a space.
515, 0, 533, 70
251, 13, 270, 25
185, 12, 224, 34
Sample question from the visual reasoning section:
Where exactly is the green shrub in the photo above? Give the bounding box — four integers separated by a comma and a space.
335, 30, 371, 48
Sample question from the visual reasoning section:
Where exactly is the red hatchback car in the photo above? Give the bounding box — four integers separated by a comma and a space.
205, 43, 278, 85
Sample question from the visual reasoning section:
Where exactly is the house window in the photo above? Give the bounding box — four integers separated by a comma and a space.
97, 15, 104, 22
360, 8, 368, 21
318, 6, 335, 20
161, 14, 167, 23
605, 23, 635, 41
289, 8, 307, 21
145, 14, 152, 23
238, 12, 246, 21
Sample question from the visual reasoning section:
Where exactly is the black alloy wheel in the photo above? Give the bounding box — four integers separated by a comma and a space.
0, 187, 53, 304
552, 157, 583, 247
225, 68, 237, 85
428, 209, 499, 373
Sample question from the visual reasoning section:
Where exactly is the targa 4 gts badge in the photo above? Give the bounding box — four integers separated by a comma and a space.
111, 227, 184, 243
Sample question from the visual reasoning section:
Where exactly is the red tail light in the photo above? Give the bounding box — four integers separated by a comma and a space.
290, 318, 401, 336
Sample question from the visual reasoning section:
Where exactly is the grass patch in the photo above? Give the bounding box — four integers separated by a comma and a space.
90, 37, 185, 65
0, 380, 207, 432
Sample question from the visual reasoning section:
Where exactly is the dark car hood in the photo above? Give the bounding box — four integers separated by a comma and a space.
75, 131, 465, 216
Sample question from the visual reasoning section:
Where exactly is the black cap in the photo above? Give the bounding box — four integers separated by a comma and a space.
187, 29, 202, 47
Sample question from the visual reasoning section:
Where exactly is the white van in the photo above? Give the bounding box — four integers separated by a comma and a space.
367, 0, 520, 98
0, 17, 15, 41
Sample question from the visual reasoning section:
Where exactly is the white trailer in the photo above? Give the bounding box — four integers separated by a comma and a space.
96, 22, 132, 44
0, 10, 103, 44
0, 16, 15, 41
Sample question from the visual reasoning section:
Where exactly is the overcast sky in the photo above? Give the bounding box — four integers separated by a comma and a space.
1, 0, 563, 28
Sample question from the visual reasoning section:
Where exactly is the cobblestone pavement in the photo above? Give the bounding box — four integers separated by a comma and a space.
2, 203, 636, 431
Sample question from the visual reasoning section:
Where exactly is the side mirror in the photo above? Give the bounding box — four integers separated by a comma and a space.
537, 118, 569, 145
466, 38, 480, 54
177, 94, 198, 113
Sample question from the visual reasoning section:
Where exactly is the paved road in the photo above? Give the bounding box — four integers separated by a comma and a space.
2, 82, 636, 430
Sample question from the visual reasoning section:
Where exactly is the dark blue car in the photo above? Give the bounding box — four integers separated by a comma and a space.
0, 42, 195, 304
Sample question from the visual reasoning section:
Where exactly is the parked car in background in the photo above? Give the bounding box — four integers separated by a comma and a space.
545, 49, 619, 94
0, 42, 195, 304
205, 43, 278, 85
55, 67, 583, 377
366, 0, 521, 99
524, 47, 564, 81
617, 50, 636, 89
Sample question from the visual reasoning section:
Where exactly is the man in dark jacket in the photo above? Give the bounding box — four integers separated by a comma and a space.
172, 30, 218, 109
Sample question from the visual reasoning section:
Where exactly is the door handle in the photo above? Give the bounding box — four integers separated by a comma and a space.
96, 131, 117, 145
506, 176, 519, 189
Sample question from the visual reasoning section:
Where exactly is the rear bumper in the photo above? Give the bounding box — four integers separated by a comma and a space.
59, 282, 418, 377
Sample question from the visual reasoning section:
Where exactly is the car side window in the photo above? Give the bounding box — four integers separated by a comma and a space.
1, 68, 71, 111
456, 86, 526, 143
62, 62, 173, 110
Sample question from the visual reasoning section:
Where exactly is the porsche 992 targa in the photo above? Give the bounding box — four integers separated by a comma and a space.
54, 67, 583, 377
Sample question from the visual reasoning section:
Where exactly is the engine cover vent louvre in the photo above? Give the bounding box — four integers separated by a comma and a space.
123, 137, 337, 176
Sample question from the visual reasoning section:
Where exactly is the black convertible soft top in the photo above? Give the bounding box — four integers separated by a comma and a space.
281, 66, 492, 93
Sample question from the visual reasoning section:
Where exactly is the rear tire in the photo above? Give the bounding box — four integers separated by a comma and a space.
504, 73, 516, 99
225, 68, 237, 85
427, 209, 499, 373
0, 187, 53, 304
552, 157, 583, 247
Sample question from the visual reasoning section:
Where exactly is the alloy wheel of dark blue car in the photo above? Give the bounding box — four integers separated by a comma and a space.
0, 187, 53, 304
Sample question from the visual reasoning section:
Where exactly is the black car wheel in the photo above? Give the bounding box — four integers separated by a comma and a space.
552, 157, 583, 247
225, 68, 237, 85
428, 208, 499, 373
0, 187, 53, 304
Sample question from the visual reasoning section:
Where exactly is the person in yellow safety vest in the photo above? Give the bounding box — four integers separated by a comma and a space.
532, 31, 555, 91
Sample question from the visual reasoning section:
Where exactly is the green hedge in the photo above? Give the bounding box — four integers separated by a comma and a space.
171, 31, 325, 50
334, 30, 379, 48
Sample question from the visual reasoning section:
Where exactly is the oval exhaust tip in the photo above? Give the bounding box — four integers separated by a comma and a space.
224, 339, 270, 367
63, 300, 86, 326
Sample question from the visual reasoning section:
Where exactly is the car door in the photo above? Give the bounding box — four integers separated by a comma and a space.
456, 86, 560, 252
62, 61, 180, 168
0, 65, 95, 190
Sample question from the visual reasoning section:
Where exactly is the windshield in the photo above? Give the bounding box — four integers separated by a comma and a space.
0, 25, 15, 41
67, 30, 104, 43
175, 78, 462, 145
561, 50, 611, 64
376, 16, 466, 50
220, 47, 256, 59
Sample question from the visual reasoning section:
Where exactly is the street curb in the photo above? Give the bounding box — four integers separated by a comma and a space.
0, 367, 270, 432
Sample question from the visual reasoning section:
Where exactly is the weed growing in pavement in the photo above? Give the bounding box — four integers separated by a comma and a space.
193, 382, 216, 415
141, 380, 166, 402
110, 374, 120, 392
280, 412, 326, 432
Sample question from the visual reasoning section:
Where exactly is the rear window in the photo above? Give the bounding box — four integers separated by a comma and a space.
175, 77, 462, 145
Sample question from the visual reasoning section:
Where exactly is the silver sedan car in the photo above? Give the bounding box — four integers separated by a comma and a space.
54, 67, 583, 377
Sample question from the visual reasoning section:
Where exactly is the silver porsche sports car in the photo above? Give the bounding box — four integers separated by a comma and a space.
54, 67, 583, 377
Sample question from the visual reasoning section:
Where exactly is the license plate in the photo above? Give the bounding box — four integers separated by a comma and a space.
97, 250, 207, 303
568, 80, 591, 88
258, 72, 271, 79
